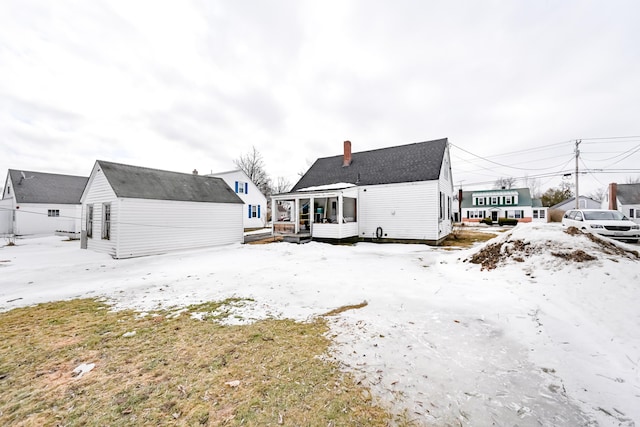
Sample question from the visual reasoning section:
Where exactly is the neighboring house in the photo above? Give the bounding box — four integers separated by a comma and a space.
0, 169, 88, 236
207, 169, 267, 229
460, 187, 548, 223
602, 182, 640, 224
81, 161, 244, 259
271, 138, 454, 244
550, 196, 600, 212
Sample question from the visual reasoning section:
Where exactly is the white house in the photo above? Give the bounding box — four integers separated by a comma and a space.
271, 138, 454, 244
460, 187, 548, 223
208, 169, 267, 229
0, 169, 88, 236
602, 182, 640, 224
80, 161, 244, 259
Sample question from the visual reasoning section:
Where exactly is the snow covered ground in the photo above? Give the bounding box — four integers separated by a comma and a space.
1, 224, 638, 426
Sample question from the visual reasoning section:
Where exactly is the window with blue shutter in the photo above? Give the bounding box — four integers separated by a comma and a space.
235, 181, 239, 193
248, 204, 252, 218
245, 183, 248, 194
257, 205, 261, 218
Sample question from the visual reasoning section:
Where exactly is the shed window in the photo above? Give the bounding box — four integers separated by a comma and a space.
48, 209, 60, 217
533, 210, 539, 219
102, 203, 111, 240
86, 205, 93, 238
630, 208, 635, 218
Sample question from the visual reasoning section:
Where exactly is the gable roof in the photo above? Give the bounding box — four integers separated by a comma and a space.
291, 138, 448, 191
95, 161, 243, 204
7, 169, 88, 204
616, 183, 640, 205
460, 188, 533, 209
549, 196, 599, 210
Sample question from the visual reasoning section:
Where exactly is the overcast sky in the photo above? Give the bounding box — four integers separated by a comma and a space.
1, 1, 639, 196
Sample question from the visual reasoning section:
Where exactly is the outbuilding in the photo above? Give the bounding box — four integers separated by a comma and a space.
80, 161, 244, 259
1, 169, 87, 236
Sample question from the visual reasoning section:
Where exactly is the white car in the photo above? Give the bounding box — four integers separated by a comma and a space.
562, 209, 640, 243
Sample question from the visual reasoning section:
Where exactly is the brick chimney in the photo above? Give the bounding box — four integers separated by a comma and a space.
608, 182, 618, 210
343, 140, 352, 167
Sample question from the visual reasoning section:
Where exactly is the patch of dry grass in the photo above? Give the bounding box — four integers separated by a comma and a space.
0, 299, 394, 426
441, 226, 497, 248
322, 301, 368, 317
246, 235, 283, 245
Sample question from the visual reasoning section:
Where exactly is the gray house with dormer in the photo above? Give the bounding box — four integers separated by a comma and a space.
271, 138, 454, 244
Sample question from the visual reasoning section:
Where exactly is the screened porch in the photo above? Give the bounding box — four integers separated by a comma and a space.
271, 187, 358, 241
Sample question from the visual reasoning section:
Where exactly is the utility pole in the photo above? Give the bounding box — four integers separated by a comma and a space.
575, 139, 581, 209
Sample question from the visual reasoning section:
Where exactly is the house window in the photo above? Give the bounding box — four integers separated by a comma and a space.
505, 197, 512, 205
6, 186, 9, 195
514, 210, 523, 219
491, 197, 498, 205
252, 205, 257, 218
477, 198, 484, 206
102, 203, 111, 240
235, 181, 248, 194
86, 205, 93, 238
439, 192, 444, 220
540, 210, 546, 218
630, 208, 635, 218
533, 210, 539, 219
47, 209, 60, 217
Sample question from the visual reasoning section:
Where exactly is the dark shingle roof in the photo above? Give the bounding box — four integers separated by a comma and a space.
97, 161, 243, 204
617, 183, 640, 205
291, 138, 448, 191
8, 169, 88, 204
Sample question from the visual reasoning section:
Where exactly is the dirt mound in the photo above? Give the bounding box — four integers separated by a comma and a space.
467, 226, 638, 271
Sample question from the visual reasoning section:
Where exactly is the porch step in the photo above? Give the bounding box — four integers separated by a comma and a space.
282, 234, 312, 244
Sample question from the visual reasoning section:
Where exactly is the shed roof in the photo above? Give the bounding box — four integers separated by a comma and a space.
616, 183, 640, 205
291, 138, 448, 191
96, 161, 243, 204
7, 169, 88, 204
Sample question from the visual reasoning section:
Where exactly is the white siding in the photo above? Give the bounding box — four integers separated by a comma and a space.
358, 181, 441, 241
7, 202, 81, 236
209, 170, 267, 229
624, 204, 640, 224
82, 169, 118, 256
438, 164, 454, 239
115, 198, 243, 258
0, 198, 13, 234
312, 222, 358, 239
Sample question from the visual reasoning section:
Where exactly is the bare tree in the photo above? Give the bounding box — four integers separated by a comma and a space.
494, 177, 517, 189
522, 175, 542, 199
625, 175, 640, 184
586, 187, 606, 202
271, 176, 292, 195
234, 146, 271, 195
